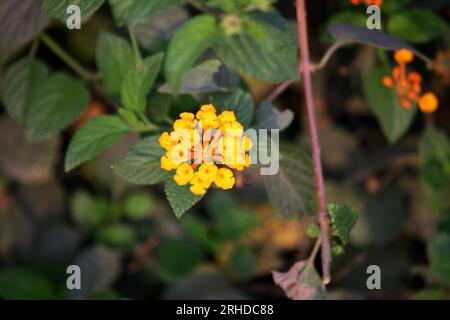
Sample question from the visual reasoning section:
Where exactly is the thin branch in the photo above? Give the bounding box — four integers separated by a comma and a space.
295, 0, 331, 285
40, 33, 100, 81
266, 80, 293, 104
311, 42, 343, 72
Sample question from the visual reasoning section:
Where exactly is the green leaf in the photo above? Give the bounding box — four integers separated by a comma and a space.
1, 58, 49, 121
210, 89, 254, 128
123, 191, 155, 221
158, 240, 204, 281
159, 59, 239, 94
412, 289, 447, 300
328, 203, 358, 245
263, 144, 315, 217
109, 0, 188, 26
96, 223, 136, 250
363, 66, 417, 144
71, 191, 110, 229
165, 177, 204, 218
25, 73, 89, 141
228, 247, 257, 281
165, 14, 218, 91
44, 0, 104, 22
115, 136, 169, 185
388, 9, 449, 44
65, 115, 129, 172
306, 223, 320, 238
96, 32, 134, 96
420, 127, 450, 164
0, 268, 53, 299
216, 11, 298, 83
212, 207, 258, 241
428, 232, 450, 284
322, 11, 367, 43
121, 53, 164, 112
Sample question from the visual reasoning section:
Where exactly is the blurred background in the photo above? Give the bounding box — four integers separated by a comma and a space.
0, 0, 449, 299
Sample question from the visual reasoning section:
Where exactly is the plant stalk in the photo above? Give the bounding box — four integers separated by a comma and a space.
295, 0, 331, 285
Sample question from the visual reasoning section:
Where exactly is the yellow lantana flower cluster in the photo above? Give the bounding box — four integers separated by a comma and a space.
159, 104, 253, 196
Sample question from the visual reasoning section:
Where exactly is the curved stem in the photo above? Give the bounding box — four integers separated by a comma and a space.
296, 0, 331, 285
40, 33, 99, 80
266, 80, 293, 104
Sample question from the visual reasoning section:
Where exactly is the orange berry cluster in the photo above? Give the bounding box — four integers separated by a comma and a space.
351, 0, 382, 6
383, 49, 439, 113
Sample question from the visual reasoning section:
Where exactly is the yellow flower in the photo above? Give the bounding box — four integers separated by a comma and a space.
180, 112, 195, 121
161, 155, 178, 171
215, 168, 235, 190
169, 144, 190, 164
221, 121, 243, 137
189, 172, 211, 195
243, 136, 253, 152
174, 163, 194, 186
218, 110, 236, 125
197, 163, 218, 184
200, 104, 216, 113
159, 132, 174, 151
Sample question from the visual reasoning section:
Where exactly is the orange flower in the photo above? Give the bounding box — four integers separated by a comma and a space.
419, 93, 439, 113
394, 49, 413, 64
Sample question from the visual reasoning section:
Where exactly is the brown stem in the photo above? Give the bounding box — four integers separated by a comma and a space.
295, 0, 331, 285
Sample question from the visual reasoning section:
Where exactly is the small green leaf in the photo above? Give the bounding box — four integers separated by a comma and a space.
306, 223, 320, 238
158, 240, 204, 281
0, 268, 53, 299
65, 115, 129, 172
210, 89, 254, 128
123, 191, 155, 221
253, 101, 294, 131
428, 232, 450, 284
263, 144, 315, 217
165, 14, 218, 91
165, 177, 204, 218
115, 136, 169, 185
71, 191, 109, 229
1, 58, 49, 121
328, 203, 358, 245
228, 247, 257, 281
25, 73, 89, 141
331, 243, 344, 256
322, 11, 367, 43
363, 66, 417, 144
121, 53, 164, 112
97, 223, 136, 250
96, 32, 134, 96
216, 11, 298, 83
109, 0, 188, 26
388, 9, 449, 44
44, 0, 104, 22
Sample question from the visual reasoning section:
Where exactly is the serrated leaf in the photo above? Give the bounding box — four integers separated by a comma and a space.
253, 101, 294, 131
0, 0, 50, 53
273, 260, 325, 300
388, 9, 449, 44
263, 144, 314, 217
121, 53, 164, 112
216, 11, 298, 83
109, 0, 188, 26
428, 233, 450, 284
329, 24, 431, 64
165, 14, 218, 91
165, 177, 204, 218
210, 89, 254, 128
1, 58, 49, 121
0, 268, 53, 300
96, 32, 134, 96
363, 66, 417, 144
44, 0, 104, 22
115, 136, 169, 185
65, 115, 129, 172
25, 73, 89, 141
328, 203, 358, 245
159, 59, 239, 94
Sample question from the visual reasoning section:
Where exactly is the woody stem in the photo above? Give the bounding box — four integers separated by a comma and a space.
295, 0, 332, 285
